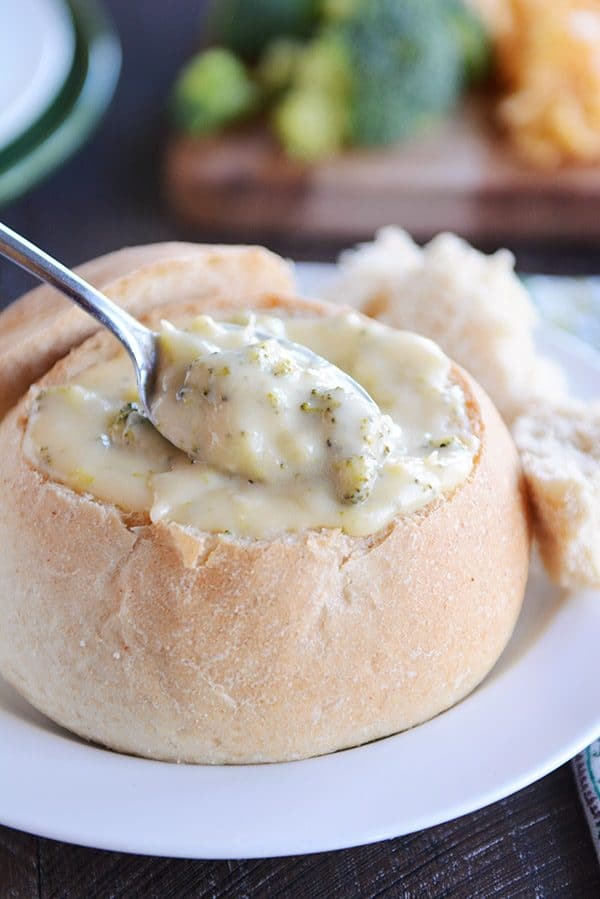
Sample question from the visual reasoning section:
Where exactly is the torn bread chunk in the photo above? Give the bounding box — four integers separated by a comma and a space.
513, 400, 600, 589
325, 227, 566, 423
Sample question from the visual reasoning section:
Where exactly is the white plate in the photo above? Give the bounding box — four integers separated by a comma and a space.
0, 0, 75, 151
1, 264, 600, 858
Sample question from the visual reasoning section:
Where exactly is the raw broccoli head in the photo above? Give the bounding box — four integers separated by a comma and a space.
271, 0, 468, 157
338, 0, 464, 145
172, 0, 485, 157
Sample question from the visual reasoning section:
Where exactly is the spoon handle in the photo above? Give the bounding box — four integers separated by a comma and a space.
0, 221, 156, 396
0, 221, 145, 338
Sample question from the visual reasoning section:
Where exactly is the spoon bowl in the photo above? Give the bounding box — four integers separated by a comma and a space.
0, 222, 380, 462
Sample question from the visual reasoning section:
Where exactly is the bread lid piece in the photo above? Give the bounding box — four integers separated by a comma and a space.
0, 242, 295, 420
513, 399, 600, 588
325, 228, 567, 423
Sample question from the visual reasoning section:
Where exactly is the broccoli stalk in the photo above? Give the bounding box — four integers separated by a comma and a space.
271, 35, 351, 160
273, 89, 349, 160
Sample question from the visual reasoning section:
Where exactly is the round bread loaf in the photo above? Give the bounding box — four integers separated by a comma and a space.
0, 244, 531, 763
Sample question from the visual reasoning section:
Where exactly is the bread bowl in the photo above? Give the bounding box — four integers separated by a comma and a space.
0, 243, 531, 764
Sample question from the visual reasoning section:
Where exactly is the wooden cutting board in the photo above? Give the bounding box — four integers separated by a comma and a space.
164, 99, 600, 243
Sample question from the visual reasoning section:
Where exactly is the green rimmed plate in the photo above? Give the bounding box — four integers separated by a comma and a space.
0, 0, 76, 151
0, 0, 121, 207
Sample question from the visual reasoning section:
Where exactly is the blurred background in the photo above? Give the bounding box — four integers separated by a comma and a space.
3, 0, 600, 306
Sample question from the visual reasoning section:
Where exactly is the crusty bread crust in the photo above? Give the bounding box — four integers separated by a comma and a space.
326, 229, 567, 424
0, 248, 530, 763
513, 399, 600, 589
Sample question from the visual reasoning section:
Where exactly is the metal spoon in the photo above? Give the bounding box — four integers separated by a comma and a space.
0, 222, 380, 458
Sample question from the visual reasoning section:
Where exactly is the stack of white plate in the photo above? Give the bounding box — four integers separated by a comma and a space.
0, 0, 121, 206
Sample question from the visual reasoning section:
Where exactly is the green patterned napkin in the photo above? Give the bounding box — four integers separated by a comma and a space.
573, 744, 600, 864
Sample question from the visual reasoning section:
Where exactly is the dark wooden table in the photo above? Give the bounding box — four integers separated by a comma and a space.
1, 2, 600, 895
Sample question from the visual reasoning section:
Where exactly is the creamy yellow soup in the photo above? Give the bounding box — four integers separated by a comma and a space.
24, 311, 479, 538
150, 317, 397, 504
